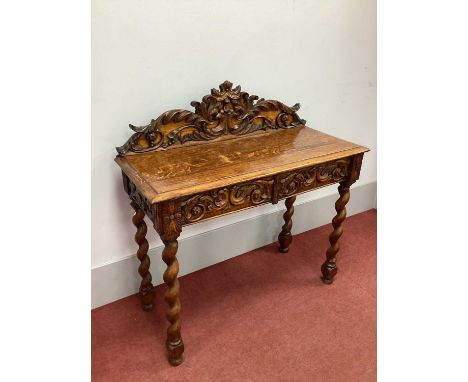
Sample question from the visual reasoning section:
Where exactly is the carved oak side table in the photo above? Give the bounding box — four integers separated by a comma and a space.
115, 81, 369, 366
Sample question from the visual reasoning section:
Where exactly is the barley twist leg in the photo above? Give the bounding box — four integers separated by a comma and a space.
278, 196, 296, 253
321, 182, 351, 284
131, 201, 154, 311
162, 239, 184, 366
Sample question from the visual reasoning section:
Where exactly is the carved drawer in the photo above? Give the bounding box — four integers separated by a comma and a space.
276, 158, 351, 200
180, 177, 274, 224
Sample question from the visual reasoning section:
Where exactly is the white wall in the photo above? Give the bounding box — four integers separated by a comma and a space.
92, 0, 376, 305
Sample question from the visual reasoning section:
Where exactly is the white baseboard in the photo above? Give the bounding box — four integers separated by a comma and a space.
91, 181, 376, 308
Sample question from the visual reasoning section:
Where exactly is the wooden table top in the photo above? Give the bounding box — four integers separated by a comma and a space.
115, 126, 368, 203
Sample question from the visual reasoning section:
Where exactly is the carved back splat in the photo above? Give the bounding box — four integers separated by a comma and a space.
116, 81, 306, 155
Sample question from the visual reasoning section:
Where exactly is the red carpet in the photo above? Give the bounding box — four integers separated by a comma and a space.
92, 209, 376, 381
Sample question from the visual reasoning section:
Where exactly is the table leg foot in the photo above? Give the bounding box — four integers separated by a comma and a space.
141, 297, 153, 312
167, 339, 184, 366
321, 274, 335, 284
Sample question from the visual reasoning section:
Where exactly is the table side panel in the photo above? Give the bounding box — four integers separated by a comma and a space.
122, 171, 158, 223
121, 153, 364, 229
177, 153, 362, 225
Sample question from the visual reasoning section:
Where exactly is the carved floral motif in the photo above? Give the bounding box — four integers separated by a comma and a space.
116, 81, 306, 155
159, 202, 183, 242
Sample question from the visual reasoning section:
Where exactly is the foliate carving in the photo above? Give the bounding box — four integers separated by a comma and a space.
116, 81, 306, 155
181, 178, 274, 223
158, 201, 183, 242
122, 172, 157, 222
278, 159, 351, 198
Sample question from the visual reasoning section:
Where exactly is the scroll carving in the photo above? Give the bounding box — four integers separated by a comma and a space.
116, 81, 306, 155
181, 178, 274, 223
278, 159, 351, 198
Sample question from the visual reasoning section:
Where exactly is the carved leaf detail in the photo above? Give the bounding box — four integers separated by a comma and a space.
116, 81, 306, 155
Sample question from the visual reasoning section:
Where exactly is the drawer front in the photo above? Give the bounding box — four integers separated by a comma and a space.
180, 177, 275, 224
276, 158, 351, 199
